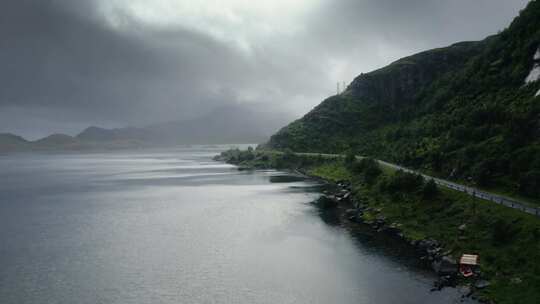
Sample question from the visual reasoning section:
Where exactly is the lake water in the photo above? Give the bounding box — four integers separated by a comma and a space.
0, 146, 472, 304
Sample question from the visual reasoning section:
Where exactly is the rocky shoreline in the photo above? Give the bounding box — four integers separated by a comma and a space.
216, 148, 497, 303
215, 148, 540, 303
310, 176, 491, 303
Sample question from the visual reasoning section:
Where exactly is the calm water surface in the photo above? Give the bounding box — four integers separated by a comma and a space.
0, 146, 472, 304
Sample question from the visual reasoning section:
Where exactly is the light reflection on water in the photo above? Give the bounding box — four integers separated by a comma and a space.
0, 146, 473, 304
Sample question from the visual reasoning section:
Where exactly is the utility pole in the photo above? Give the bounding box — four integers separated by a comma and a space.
337, 82, 340, 95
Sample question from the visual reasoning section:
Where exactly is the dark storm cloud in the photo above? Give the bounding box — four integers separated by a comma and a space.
0, 0, 530, 138
0, 0, 243, 126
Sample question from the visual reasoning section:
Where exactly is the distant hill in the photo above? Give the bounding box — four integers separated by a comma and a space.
76, 105, 290, 145
34, 134, 79, 146
76, 126, 147, 143
0, 105, 292, 153
266, 1, 540, 198
0, 133, 30, 152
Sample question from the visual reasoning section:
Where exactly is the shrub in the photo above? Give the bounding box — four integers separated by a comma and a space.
472, 159, 497, 186
386, 170, 424, 193
350, 158, 382, 185
422, 179, 439, 199
344, 150, 356, 165
492, 219, 519, 246
518, 170, 540, 197
283, 148, 296, 161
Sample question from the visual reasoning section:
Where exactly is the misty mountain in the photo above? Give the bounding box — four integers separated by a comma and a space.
0, 105, 292, 152
34, 134, 79, 146
153, 105, 292, 144
0, 133, 30, 152
78, 105, 292, 145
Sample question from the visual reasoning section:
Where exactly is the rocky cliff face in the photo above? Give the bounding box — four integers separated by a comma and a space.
266, 40, 488, 152
345, 42, 483, 108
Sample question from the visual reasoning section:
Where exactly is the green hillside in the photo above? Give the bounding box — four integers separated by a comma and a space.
267, 1, 540, 200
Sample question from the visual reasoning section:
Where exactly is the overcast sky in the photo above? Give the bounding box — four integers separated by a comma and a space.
0, 0, 530, 139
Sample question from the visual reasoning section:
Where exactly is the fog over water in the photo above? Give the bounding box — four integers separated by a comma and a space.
0, 146, 475, 303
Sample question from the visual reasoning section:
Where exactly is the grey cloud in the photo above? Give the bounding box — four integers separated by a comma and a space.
0, 1, 260, 133
303, 0, 529, 69
0, 0, 530, 138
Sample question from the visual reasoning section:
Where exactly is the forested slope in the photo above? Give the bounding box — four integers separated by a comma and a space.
267, 1, 540, 199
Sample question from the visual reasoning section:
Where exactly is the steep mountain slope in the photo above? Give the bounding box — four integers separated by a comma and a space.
267, 1, 540, 199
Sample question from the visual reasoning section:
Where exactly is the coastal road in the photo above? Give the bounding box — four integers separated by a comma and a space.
376, 159, 540, 217
271, 151, 540, 217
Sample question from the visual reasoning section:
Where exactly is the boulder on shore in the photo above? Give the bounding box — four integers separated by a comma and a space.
314, 195, 338, 209
345, 209, 358, 216
475, 280, 490, 290
432, 256, 458, 275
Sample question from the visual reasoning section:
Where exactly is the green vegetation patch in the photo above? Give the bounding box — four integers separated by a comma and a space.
265, 1, 540, 204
